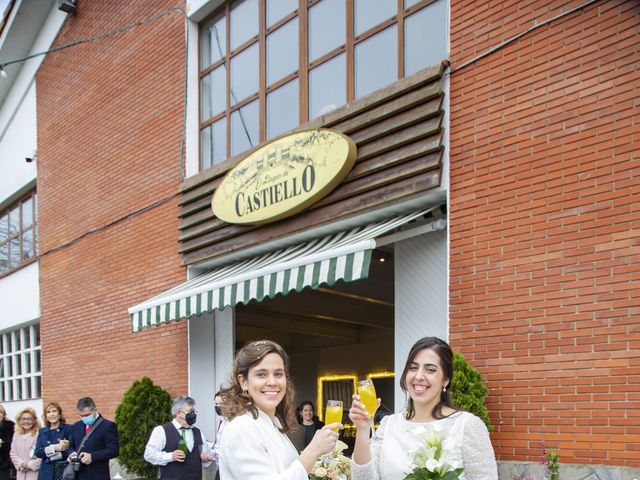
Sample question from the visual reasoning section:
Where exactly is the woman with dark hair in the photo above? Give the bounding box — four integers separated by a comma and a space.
0, 405, 15, 480
34, 402, 73, 480
218, 340, 340, 479
297, 401, 324, 448
349, 337, 497, 480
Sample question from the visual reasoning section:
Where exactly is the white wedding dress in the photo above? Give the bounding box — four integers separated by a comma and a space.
351, 411, 498, 480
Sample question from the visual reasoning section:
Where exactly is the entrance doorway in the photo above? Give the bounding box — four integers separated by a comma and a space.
234, 246, 396, 444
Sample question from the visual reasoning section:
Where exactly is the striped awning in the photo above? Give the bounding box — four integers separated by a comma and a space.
129, 208, 433, 332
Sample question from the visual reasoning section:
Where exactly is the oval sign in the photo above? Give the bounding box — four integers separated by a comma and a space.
212, 129, 357, 225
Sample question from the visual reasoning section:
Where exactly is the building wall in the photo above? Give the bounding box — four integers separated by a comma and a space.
36, 0, 189, 417
0, 84, 37, 202
0, 82, 39, 331
449, 0, 639, 467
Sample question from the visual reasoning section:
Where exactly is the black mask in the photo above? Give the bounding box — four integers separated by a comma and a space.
185, 411, 197, 426
215, 406, 222, 416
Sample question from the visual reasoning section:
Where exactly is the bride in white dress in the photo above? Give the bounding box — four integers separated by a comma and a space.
219, 340, 341, 479
349, 336, 498, 480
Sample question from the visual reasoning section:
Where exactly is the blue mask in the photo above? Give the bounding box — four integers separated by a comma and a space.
81, 414, 95, 426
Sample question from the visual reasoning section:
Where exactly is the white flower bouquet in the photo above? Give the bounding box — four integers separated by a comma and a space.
404, 425, 464, 480
309, 440, 351, 480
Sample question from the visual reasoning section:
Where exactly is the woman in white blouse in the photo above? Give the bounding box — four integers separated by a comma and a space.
349, 337, 498, 480
219, 340, 341, 479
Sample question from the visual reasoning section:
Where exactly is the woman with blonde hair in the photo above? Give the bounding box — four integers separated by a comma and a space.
10, 408, 41, 480
219, 340, 340, 479
34, 402, 72, 480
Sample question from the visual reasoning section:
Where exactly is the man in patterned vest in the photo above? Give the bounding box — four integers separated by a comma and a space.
144, 395, 213, 479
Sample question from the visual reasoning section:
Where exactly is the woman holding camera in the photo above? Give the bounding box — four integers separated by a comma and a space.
219, 340, 341, 479
10, 408, 41, 480
34, 402, 72, 480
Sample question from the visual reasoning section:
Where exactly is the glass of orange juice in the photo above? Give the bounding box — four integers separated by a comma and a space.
357, 379, 377, 426
325, 400, 343, 431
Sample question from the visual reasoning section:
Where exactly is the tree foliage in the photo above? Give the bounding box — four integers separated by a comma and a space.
451, 352, 493, 431
115, 377, 173, 479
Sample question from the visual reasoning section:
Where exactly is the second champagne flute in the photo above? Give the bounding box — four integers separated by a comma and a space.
357, 379, 377, 427
325, 400, 343, 431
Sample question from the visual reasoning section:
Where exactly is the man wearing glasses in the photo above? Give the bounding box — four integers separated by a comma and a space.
67, 397, 119, 480
144, 395, 213, 480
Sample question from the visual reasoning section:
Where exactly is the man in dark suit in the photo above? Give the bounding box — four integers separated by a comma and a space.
68, 397, 119, 480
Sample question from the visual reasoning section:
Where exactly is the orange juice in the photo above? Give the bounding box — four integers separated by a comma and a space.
358, 383, 377, 418
325, 404, 343, 430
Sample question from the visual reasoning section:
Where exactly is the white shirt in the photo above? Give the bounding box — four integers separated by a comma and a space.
144, 419, 211, 467
212, 417, 228, 465
352, 411, 498, 480
219, 409, 307, 480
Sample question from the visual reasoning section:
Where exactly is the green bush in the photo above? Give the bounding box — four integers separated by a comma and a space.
115, 377, 173, 479
451, 352, 493, 431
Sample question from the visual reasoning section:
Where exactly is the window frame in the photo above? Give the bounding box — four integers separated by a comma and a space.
198, 0, 442, 170
0, 189, 38, 277
0, 323, 42, 402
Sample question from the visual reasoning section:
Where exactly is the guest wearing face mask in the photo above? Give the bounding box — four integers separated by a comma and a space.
212, 392, 228, 480
144, 395, 213, 480
67, 397, 119, 480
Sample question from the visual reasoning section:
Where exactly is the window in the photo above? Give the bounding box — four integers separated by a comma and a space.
199, 0, 446, 169
0, 190, 38, 275
0, 323, 41, 401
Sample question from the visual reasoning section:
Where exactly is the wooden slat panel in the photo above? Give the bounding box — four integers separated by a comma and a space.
333, 86, 442, 136
348, 96, 442, 145
178, 218, 225, 243
178, 178, 219, 207
356, 116, 442, 162
347, 137, 443, 181
180, 169, 441, 263
180, 195, 213, 218
324, 150, 443, 204
178, 63, 446, 265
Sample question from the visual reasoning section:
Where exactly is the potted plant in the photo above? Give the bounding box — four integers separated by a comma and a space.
115, 377, 172, 479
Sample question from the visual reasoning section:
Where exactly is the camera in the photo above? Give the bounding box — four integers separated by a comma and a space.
70, 455, 82, 472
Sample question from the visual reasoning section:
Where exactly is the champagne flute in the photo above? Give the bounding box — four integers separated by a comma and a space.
325, 400, 343, 431
357, 379, 377, 428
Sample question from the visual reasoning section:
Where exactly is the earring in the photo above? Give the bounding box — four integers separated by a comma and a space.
443, 386, 447, 393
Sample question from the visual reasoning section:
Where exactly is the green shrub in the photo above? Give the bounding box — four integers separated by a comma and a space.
451, 352, 493, 431
115, 377, 173, 479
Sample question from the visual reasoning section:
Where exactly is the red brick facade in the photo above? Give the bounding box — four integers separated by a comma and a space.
32, 0, 639, 469
449, 0, 639, 467
36, 1, 187, 417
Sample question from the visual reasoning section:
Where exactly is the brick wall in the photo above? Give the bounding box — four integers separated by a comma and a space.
37, 0, 188, 418
449, 0, 639, 467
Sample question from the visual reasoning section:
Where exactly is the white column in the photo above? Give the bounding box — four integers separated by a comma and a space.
394, 228, 448, 410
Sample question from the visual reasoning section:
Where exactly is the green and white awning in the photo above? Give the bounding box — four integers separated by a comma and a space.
129, 209, 433, 332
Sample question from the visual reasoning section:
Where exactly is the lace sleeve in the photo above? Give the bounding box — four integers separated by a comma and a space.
461, 414, 498, 480
351, 416, 389, 480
